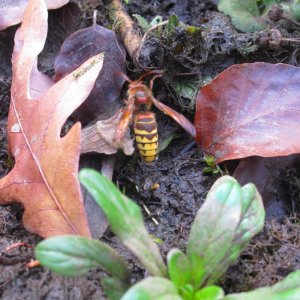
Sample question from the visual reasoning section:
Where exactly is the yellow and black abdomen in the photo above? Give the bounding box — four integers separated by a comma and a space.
133, 112, 158, 163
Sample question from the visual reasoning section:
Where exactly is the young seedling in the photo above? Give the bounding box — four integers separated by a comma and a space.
35, 170, 300, 299
203, 154, 222, 175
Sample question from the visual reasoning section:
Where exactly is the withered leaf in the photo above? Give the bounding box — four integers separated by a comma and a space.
55, 25, 126, 124
0, 0, 104, 238
0, 0, 70, 31
195, 62, 300, 162
80, 155, 109, 239
234, 155, 300, 215
81, 110, 134, 156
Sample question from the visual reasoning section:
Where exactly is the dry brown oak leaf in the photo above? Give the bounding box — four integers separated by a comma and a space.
0, 0, 104, 238
0, 0, 70, 30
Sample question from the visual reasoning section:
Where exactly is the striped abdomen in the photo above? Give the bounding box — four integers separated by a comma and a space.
133, 112, 158, 163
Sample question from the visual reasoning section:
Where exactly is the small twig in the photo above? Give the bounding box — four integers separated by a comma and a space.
142, 202, 159, 225
139, 20, 168, 49
93, 10, 97, 29
5, 242, 33, 252
173, 72, 201, 77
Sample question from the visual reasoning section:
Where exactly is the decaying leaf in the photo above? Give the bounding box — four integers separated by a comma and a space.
0, 0, 70, 31
55, 24, 126, 124
234, 155, 300, 215
195, 62, 300, 163
80, 155, 110, 239
81, 110, 134, 156
0, 0, 104, 238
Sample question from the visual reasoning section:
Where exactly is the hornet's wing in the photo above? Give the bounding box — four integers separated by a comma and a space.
152, 97, 195, 138
116, 96, 135, 143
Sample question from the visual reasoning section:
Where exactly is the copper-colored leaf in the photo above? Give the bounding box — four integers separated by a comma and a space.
81, 110, 134, 156
195, 62, 300, 162
0, 0, 70, 31
54, 25, 126, 124
0, 0, 104, 238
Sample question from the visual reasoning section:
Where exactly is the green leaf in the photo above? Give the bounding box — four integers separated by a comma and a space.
149, 234, 164, 244
203, 155, 217, 168
179, 284, 194, 300
132, 14, 151, 32
202, 167, 215, 174
187, 176, 242, 288
218, 0, 267, 32
207, 182, 265, 285
172, 81, 199, 112
121, 277, 182, 300
166, 14, 180, 34
187, 176, 265, 289
194, 286, 224, 300
101, 276, 128, 300
203, 155, 221, 175
174, 82, 199, 103
167, 249, 191, 290
223, 270, 300, 300
35, 235, 129, 280
79, 169, 167, 277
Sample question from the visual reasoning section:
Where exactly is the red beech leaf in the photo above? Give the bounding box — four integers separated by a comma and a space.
195, 62, 300, 162
0, 0, 70, 31
0, 0, 104, 238
54, 25, 126, 124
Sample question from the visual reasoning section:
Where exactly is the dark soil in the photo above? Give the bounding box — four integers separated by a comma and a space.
1, 0, 300, 299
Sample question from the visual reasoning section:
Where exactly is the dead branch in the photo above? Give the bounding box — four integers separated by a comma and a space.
111, 0, 143, 66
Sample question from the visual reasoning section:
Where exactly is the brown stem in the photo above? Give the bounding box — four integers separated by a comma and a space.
111, 0, 143, 66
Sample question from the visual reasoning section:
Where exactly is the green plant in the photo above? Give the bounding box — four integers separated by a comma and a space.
218, 0, 300, 32
203, 155, 222, 175
35, 170, 300, 299
132, 14, 164, 32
